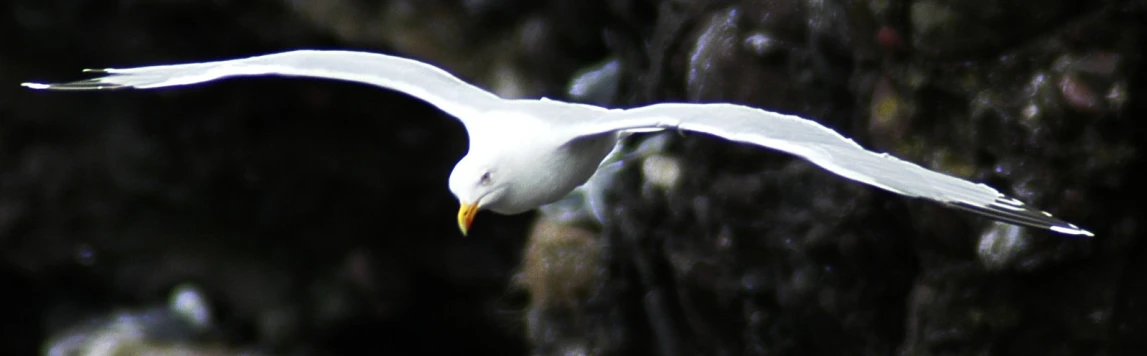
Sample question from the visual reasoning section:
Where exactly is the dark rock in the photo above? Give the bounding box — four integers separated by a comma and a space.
3, 0, 1145, 355
581, 0, 1144, 355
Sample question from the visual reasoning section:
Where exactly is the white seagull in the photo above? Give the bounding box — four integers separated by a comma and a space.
21, 50, 1094, 237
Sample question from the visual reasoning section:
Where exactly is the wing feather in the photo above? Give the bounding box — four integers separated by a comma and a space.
21, 50, 505, 127
578, 102, 1092, 237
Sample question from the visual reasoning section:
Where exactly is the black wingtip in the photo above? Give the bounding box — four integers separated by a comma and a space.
947, 199, 1094, 238
20, 79, 129, 91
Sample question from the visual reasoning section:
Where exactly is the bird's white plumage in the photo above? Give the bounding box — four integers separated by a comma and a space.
26, 50, 505, 128
20, 49, 1094, 237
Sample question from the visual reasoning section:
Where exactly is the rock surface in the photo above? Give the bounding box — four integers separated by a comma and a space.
1, 0, 1143, 355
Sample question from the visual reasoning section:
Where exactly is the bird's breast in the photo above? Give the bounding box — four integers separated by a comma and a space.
511, 133, 619, 211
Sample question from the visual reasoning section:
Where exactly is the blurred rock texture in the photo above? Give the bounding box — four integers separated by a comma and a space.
1, 0, 1143, 355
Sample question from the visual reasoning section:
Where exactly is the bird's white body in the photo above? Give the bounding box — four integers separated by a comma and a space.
21, 49, 1095, 237
455, 103, 620, 214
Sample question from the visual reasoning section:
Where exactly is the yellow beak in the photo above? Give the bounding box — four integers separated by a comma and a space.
457, 201, 480, 236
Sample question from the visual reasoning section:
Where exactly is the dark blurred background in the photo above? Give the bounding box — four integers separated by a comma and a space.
1, 0, 1145, 355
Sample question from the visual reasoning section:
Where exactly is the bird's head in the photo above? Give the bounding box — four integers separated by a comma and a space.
448, 156, 509, 236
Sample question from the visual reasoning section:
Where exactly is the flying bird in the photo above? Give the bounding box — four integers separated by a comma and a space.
20, 50, 1094, 237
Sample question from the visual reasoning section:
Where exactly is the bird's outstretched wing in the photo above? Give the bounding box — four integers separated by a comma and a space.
20, 50, 505, 126
571, 102, 1092, 237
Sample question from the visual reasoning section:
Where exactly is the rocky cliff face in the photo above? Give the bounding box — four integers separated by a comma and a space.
1, 0, 1143, 355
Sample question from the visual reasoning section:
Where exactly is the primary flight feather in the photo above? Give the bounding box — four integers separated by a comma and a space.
20, 49, 1094, 237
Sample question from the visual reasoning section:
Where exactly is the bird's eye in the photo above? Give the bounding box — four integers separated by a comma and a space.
479, 172, 492, 185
